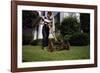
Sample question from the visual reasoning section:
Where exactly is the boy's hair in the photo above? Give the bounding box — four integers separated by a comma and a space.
47, 11, 52, 16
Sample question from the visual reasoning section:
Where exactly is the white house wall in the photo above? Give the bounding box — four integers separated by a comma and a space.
33, 12, 80, 40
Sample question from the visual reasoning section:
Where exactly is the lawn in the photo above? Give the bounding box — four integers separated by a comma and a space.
22, 45, 90, 62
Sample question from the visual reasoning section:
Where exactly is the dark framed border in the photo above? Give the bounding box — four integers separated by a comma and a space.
11, 1, 97, 72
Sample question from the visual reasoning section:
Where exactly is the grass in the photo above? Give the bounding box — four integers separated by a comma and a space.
22, 45, 90, 62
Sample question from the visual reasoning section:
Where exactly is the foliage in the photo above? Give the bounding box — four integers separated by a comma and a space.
30, 40, 39, 45
80, 13, 90, 33
68, 32, 90, 46
64, 35, 72, 41
22, 33, 32, 45
22, 10, 39, 28
60, 16, 80, 37
22, 11, 39, 45
55, 34, 63, 41
55, 22, 60, 32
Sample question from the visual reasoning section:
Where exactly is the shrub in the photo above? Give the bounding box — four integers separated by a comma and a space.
56, 34, 63, 41
30, 40, 39, 45
64, 35, 72, 41
68, 33, 89, 46
22, 28, 33, 45
61, 16, 80, 37
22, 34, 32, 45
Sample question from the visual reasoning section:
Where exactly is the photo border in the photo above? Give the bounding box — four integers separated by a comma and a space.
11, 1, 97, 72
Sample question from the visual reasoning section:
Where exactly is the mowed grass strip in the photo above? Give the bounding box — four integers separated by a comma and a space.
22, 45, 90, 62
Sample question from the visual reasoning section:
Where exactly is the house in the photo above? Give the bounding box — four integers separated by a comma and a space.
33, 11, 80, 40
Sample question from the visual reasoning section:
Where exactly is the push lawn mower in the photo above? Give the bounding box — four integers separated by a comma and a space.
43, 18, 70, 52
48, 31, 70, 52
